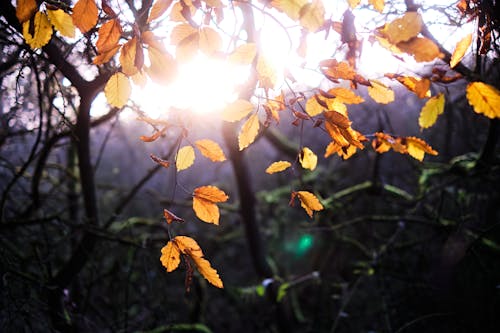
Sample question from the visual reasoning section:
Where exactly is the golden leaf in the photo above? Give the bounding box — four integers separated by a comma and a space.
199, 26, 222, 55
96, 19, 122, 53
405, 136, 438, 162
271, 0, 308, 20
368, 80, 395, 104
22, 11, 52, 49
466, 82, 500, 119
256, 55, 277, 90
299, 147, 318, 171
47, 9, 75, 38
174, 236, 204, 258
324, 110, 351, 129
147, 0, 174, 23
238, 113, 260, 151
382, 12, 422, 44
292, 191, 324, 218
176, 145, 195, 171
319, 59, 356, 80
170, 1, 197, 22
326, 98, 347, 114
327, 88, 364, 104
450, 34, 472, 68
348, 0, 361, 9
163, 208, 184, 224
170, 23, 198, 45
369, 0, 385, 12
228, 43, 257, 65
147, 47, 177, 85
104, 72, 131, 108
221, 99, 254, 122
397, 37, 443, 62
393, 76, 431, 98
93, 45, 121, 65
305, 95, 325, 117
299, 0, 325, 32
72, 0, 98, 33
120, 37, 139, 76
372, 132, 406, 154
419, 93, 445, 129
194, 139, 226, 162
324, 141, 357, 160
160, 241, 181, 272
194, 185, 229, 203
16, 0, 37, 24
191, 256, 224, 288
193, 186, 228, 224
266, 161, 292, 174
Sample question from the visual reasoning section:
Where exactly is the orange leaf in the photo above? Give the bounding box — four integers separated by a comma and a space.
369, 0, 385, 12
16, 0, 37, 24
324, 141, 357, 160
466, 82, 500, 119
104, 72, 131, 108
392, 76, 431, 98
147, 0, 174, 23
72, 0, 98, 33
170, 23, 198, 45
191, 256, 224, 288
194, 185, 229, 203
238, 113, 260, 151
176, 145, 195, 171
397, 37, 443, 62
404, 136, 438, 161
174, 236, 204, 258
96, 19, 122, 53
160, 241, 181, 272
299, 147, 317, 171
146, 47, 177, 85
120, 37, 139, 76
150, 153, 171, 168
323, 110, 351, 129
319, 59, 356, 81
266, 161, 292, 174
140, 128, 165, 142
163, 208, 184, 224
291, 191, 324, 218
327, 87, 364, 104
93, 44, 121, 65
194, 139, 226, 162
193, 186, 228, 224
450, 34, 473, 68
381, 12, 422, 44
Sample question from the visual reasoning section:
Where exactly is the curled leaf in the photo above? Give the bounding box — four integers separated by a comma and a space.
266, 161, 292, 174
163, 208, 184, 224
450, 34, 472, 68
150, 153, 171, 168
290, 191, 324, 218
299, 147, 317, 171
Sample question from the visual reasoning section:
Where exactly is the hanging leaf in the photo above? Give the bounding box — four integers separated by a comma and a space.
147, 46, 177, 85
238, 113, 260, 151
176, 145, 195, 171
72, 0, 98, 33
140, 128, 166, 142
271, 0, 308, 21
170, 23, 198, 45
381, 12, 422, 44
419, 93, 445, 129
299, 147, 318, 171
191, 256, 224, 288
148, 0, 174, 23
450, 34, 473, 68
390, 75, 431, 98
347, 0, 361, 9
193, 185, 229, 224
22, 11, 53, 49
228, 43, 257, 65
160, 241, 181, 272
104, 72, 131, 108
120, 37, 139, 76
299, 0, 325, 32
93, 44, 121, 65
194, 139, 226, 162
256, 55, 277, 90
199, 26, 222, 55
404, 136, 438, 161
368, 80, 395, 104
142, 31, 167, 52
163, 208, 184, 224
221, 99, 254, 122
266, 161, 292, 174
290, 191, 324, 218
466, 82, 500, 119
96, 19, 122, 53
47, 9, 75, 38
16, 0, 37, 24
369, 0, 385, 12
326, 88, 364, 104
319, 59, 357, 81
324, 141, 358, 160
397, 37, 443, 62
305, 95, 325, 117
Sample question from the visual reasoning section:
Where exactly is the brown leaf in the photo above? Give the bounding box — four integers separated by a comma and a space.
72, 0, 98, 33
163, 208, 184, 224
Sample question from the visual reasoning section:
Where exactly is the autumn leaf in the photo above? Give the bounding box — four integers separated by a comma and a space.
372, 132, 406, 154
419, 93, 445, 129
163, 208, 184, 224
120, 37, 140, 76
142, 31, 167, 52
257, 55, 277, 90
382, 12, 422, 44
348, 0, 361, 9
299, 147, 318, 171
199, 26, 222, 55
96, 19, 122, 53
466, 82, 500, 119
150, 153, 171, 168
176, 145, 195, 171
368, 80, 395, 104
195, 139, 226, 162
290, 191, 324, 218
391, 75, 431, 98
16, 0, 37, 24
191, 256, 224, 288
271, 0, 308, 21
404, 136, 438, 161
72, 0, 98, 33
47, 9, 75, 38
323, 110, 351, 129
147, 0, 174, 23
140, 128, 166, 142
324, 141, 358, 160
175, 236, 204, 258
170, 23, 198, 45
238, 113, 260, 151
193, 185, 229, 224
160, 241, 181, 272
327, 88, 364, 104
305, 95, 325, 117
450, 34, 472, 68
299, 0, 325, 32
266, 161, 292, 174
397, 37, 443, 62
104, 72, 131, 108
221, 99, 254, 122
93, 45, 121, 65
319, 59, 356, 81
369, 0, 385, 12
228, 43, 257, 65
146, 46, 177, 85
22, 11, 53, 49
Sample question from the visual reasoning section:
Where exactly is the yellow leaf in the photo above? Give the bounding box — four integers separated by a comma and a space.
47, 9, 75, 38
160, 241, 181, 272
299, 147, 317, 171
147, 47, 177, 85
326, 98, 347, 114
93, 44, 121, 65
120, 37, 139, 76
176, 145, 195, 171
299, 0, 325, 32
419, 93, 445, 129
405, 136, 438, 162
256, 55, 277, 90
327, 87, 364, 104
271, 0, 308, 20
192, 256, 224, 288
147, 0, 173, 23
194, 185, 229, 203
72, 0, 98, 33
369, 0, 385, 12
383, 12, 422, 44
394, 76, 431, 98
194, 139, 226, 162
397, 37, 443, 62
368, 80, 395, 104
22, 11, 52, 49
228, 43, 257, 65
16, 0, 37, 23
199, 26, 222, 55
96, 19, 122, 53
293, 191, 324, 218
450, 34, 473, 68
324, 141, 357, 160
466, 82, 500, 119
238, 113, 260, 151
104, 72, 131, 108
221, 99, 254, 122
305, 95, 325, 117
174, 236, 204, 258
266, 161, 292, 174
193, 186, 228, 224
170, 23, 198, 45
347, 0, 361, 9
